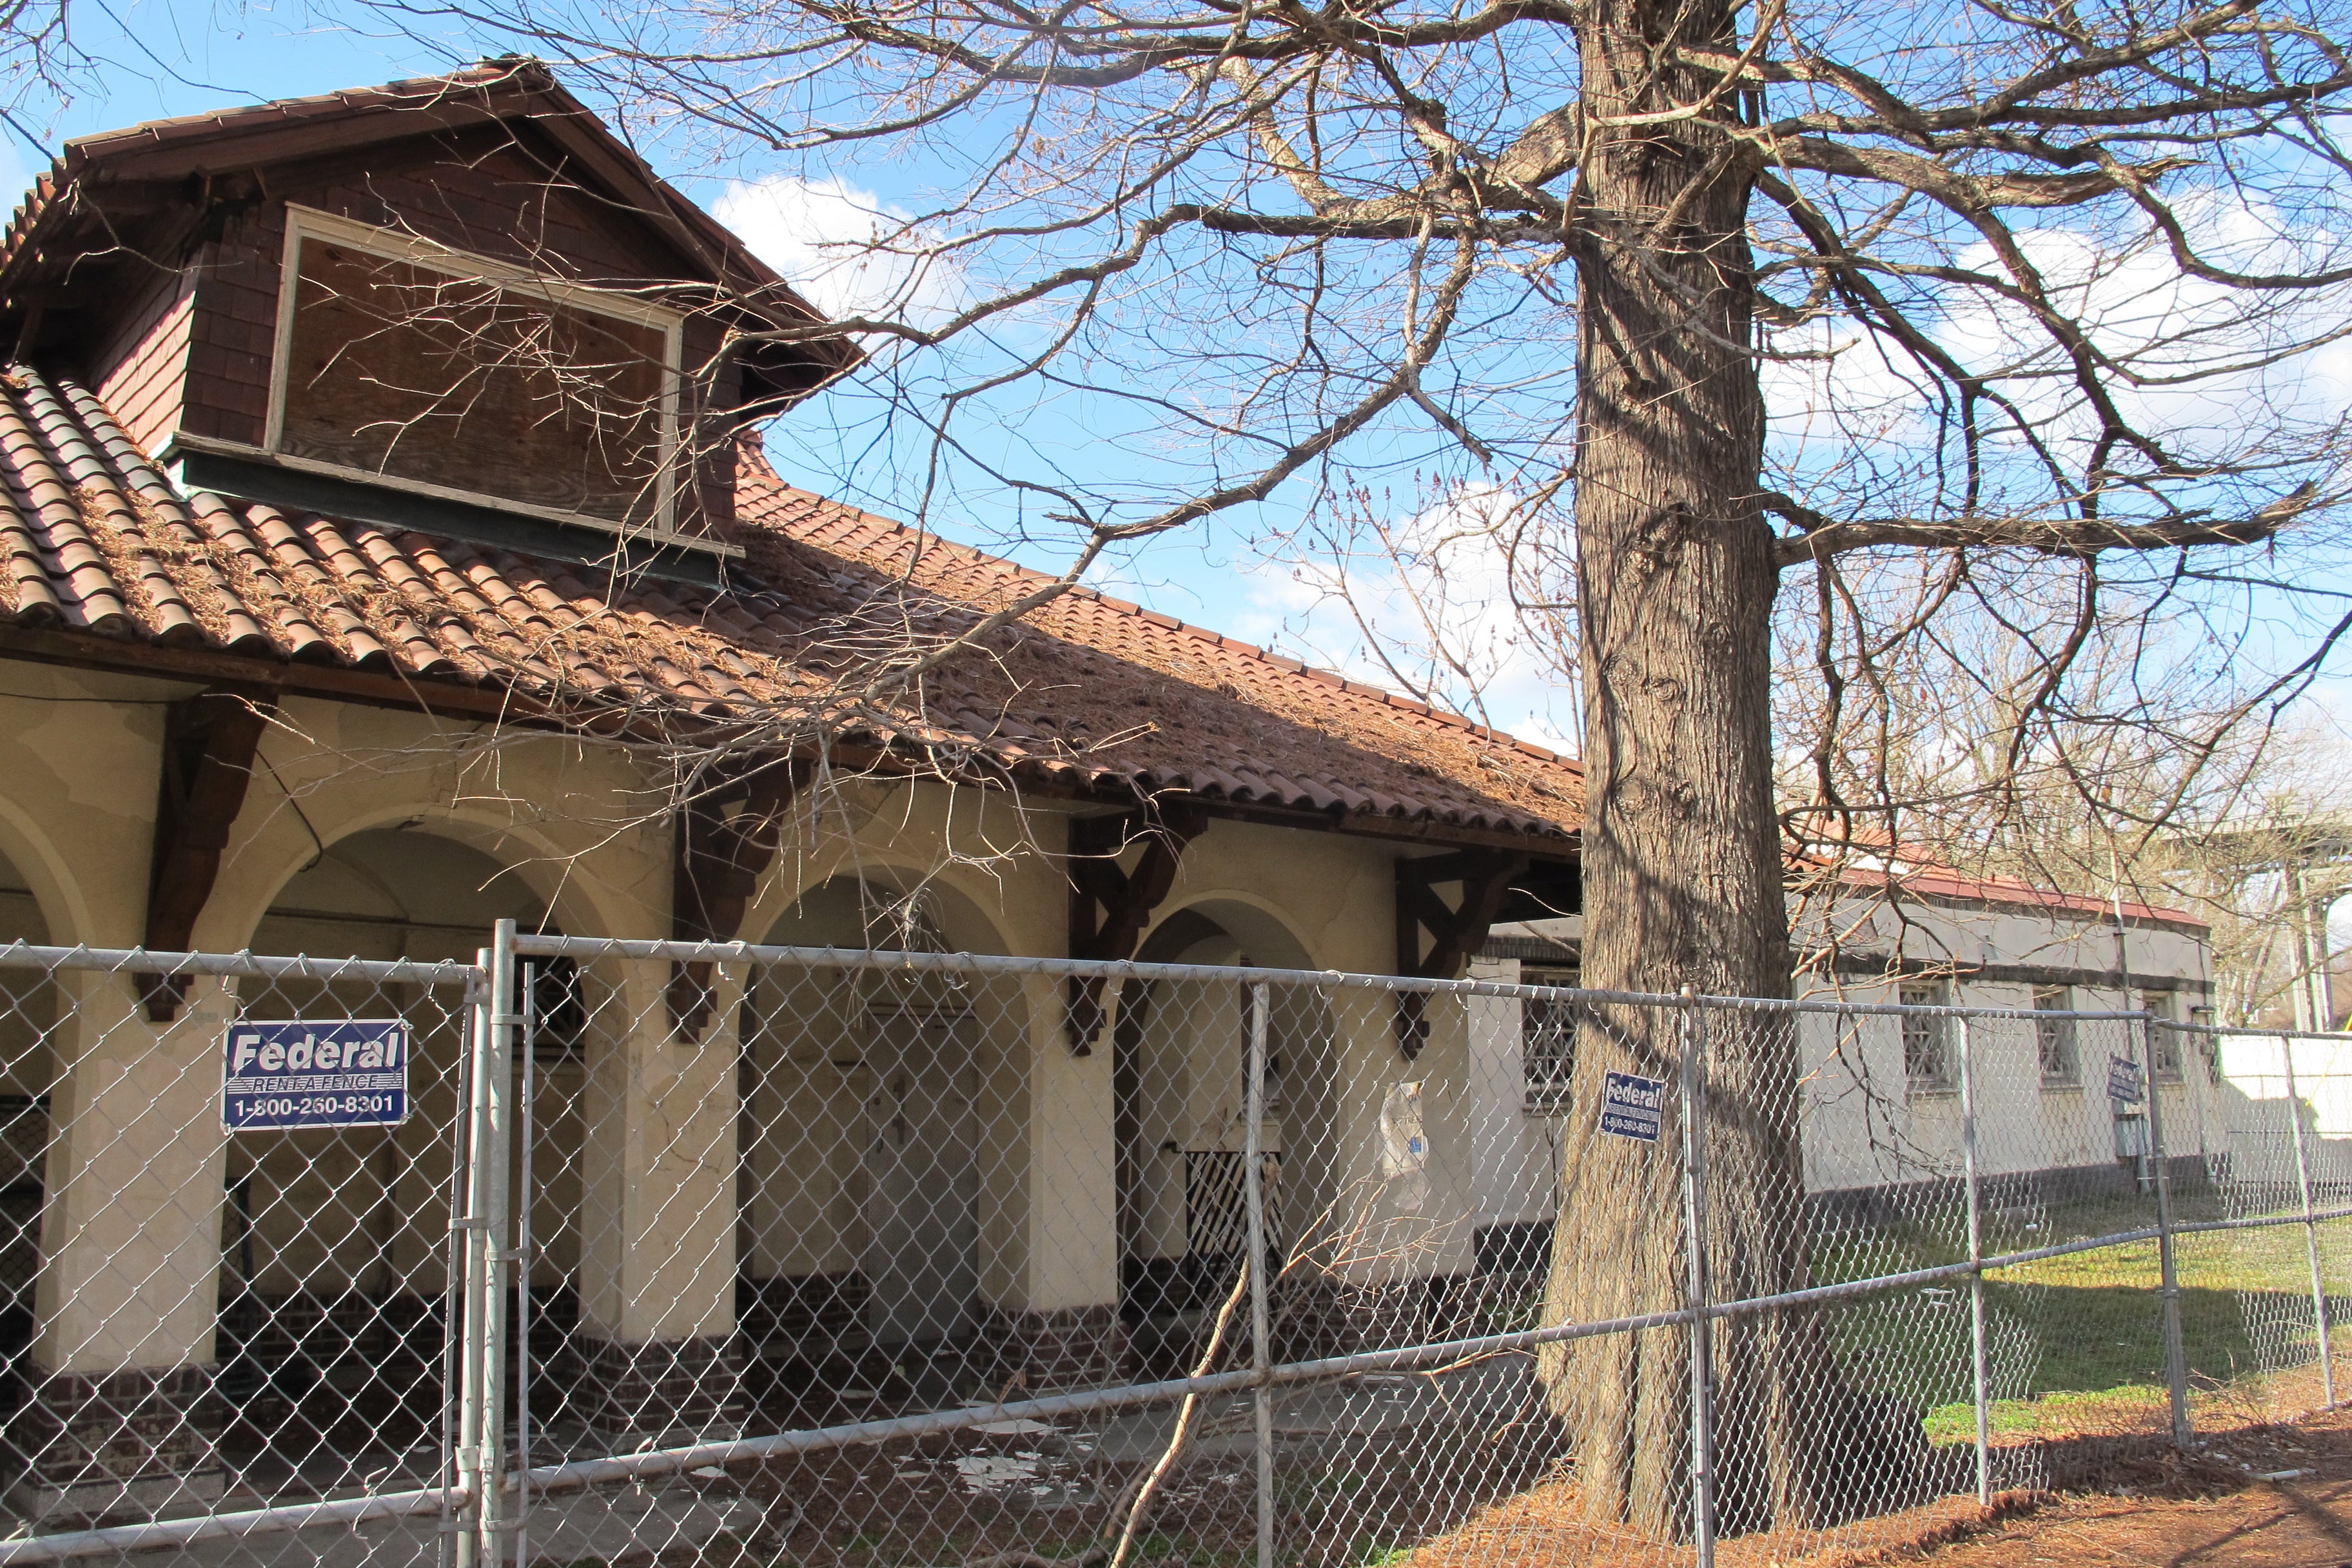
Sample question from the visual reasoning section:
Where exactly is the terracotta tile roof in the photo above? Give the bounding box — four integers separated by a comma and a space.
1831, 859, 2207, 933
0, 365, 1584, 845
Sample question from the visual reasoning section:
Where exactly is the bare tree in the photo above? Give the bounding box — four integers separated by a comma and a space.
308, 0, 2352, 1535
0, 0, 79, 148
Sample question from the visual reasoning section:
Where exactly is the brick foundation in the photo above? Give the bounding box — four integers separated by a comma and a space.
565, 1333, 747, 1443
1272, 1273, 1476, 1360
6, 1364, 224, 1525
975, 1304, 1124, 1393
738, 1270, 871, 1359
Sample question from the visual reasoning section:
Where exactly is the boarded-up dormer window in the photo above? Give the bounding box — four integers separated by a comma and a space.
268, 206, 680, 529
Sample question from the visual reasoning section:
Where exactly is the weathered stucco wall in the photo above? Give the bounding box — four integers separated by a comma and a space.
0, 663, 1498, 1384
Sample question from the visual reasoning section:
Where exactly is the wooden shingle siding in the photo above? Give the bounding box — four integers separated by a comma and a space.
166, 132, 739, 538
90, 265, 196, 455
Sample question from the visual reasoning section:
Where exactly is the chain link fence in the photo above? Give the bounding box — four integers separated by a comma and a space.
0, 940, 481, 1565
0, 928, 2340, 1567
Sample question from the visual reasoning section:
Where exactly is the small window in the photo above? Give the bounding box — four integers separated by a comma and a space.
2139, 988, 2183, 1081
2033, 985, 2079, 1086
1900, 983, 1952, 1091
525, 955, 585, 1063
270, 207, 681, 529
2190, 1005, 2220, 1081
1521, 966, 1579, 1113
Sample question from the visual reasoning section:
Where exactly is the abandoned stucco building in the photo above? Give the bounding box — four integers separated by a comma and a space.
0, 61, 2219, 1523
0, 63, 1595, 1519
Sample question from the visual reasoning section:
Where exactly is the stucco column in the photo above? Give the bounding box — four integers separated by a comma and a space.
977, 973, 1121, 1391
570, 959, 745, 1441
11, 973, 232, 1524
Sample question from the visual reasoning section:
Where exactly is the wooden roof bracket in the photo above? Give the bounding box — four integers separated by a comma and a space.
1065, 798, 1210, 1054
669, 758, 808, 1039
1394, 849, 1529, 1060
140, 687, 278, 1021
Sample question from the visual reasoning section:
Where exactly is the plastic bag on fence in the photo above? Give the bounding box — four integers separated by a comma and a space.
1381, 1078, 1429, 1212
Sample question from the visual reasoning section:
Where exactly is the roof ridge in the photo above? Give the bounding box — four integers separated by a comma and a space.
736, 471, 1582, 773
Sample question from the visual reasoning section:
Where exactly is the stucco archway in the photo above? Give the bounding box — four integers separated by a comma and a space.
0, 843, 52, 1378
732, 874, 1017, 1413
215, 827, 562, 1456
1115, 899, 1344, 1373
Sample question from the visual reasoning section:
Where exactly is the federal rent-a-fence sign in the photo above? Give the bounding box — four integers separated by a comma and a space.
224, 1019, 411, 1130
1600, 1070, 1665, 1143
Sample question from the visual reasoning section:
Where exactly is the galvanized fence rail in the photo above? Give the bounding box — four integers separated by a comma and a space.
0, 928, 2340, 1568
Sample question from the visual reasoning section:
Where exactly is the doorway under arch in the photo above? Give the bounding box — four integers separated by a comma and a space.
221, 828, 554, 1464
734, 875, 1008, 1418
1113, 903, 1341, 1377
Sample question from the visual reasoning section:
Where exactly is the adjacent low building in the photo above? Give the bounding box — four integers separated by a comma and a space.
1467, 863, 2220, 1273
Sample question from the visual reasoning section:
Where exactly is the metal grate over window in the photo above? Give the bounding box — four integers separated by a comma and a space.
2034, 985, 2079, 1086
1901, 983, 1952, 1090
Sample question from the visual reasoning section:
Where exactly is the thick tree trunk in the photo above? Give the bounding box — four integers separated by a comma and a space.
1534, 0, 1839, 1538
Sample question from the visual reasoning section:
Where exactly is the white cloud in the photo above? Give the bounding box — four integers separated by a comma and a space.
713, 175, 964, 329
1762, 190, 2352, 485
1230, 484, 1581, 753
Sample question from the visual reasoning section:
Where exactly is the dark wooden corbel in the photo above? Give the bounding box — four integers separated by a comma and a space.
1066, 799, 1209, 1053
669, 760, 808, 1037
140, 687, 277, 1021
1393, 850, 1529, 1059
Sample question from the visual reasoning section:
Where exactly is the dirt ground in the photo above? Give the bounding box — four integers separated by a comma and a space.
1393, 1370, 2352, 1568
1885, 1405, 2352, 1567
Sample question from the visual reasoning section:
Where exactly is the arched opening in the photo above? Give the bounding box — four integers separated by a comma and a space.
1115, 903, 1340, 1377
735, 874, 1007, 1417
223, 828, 551, 1465
0, 850, 51, 1391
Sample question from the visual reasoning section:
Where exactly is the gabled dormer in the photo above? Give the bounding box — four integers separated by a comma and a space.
0, 59, 850, 582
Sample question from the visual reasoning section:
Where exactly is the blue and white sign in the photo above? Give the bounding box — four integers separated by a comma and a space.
223, 1020, 410, 1130
1600, 1071, 1666, 1143
2106, 1053, 2146, 1107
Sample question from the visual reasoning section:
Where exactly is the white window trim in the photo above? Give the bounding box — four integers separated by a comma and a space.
266, 204, 687, 533
1899, 985, 1955, 1094
2032, 985, 2081, 1088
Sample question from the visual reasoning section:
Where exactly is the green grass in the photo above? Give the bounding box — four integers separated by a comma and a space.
1814, 1191, 2340, 1440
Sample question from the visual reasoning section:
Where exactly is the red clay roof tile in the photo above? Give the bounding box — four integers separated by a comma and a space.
0, 364, 1587, 843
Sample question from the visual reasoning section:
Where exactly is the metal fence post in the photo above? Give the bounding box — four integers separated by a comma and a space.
1957, 1015, 1990, 1504
444, 961, 483, 1568
456, 948, 491, 1568
1678, 986, 1715, 1568
1244, 980, 1273, 1568
2277, 1033, 2337, 1408
484, 919, 518, 1562
514, 946, 536, 1565
456, 923, 520, 1567
2139, 1014, 2191, 1446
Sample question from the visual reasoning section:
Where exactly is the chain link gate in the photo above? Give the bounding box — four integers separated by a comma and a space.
0, 939, 481, 1566
0, 927, 2342, 1566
